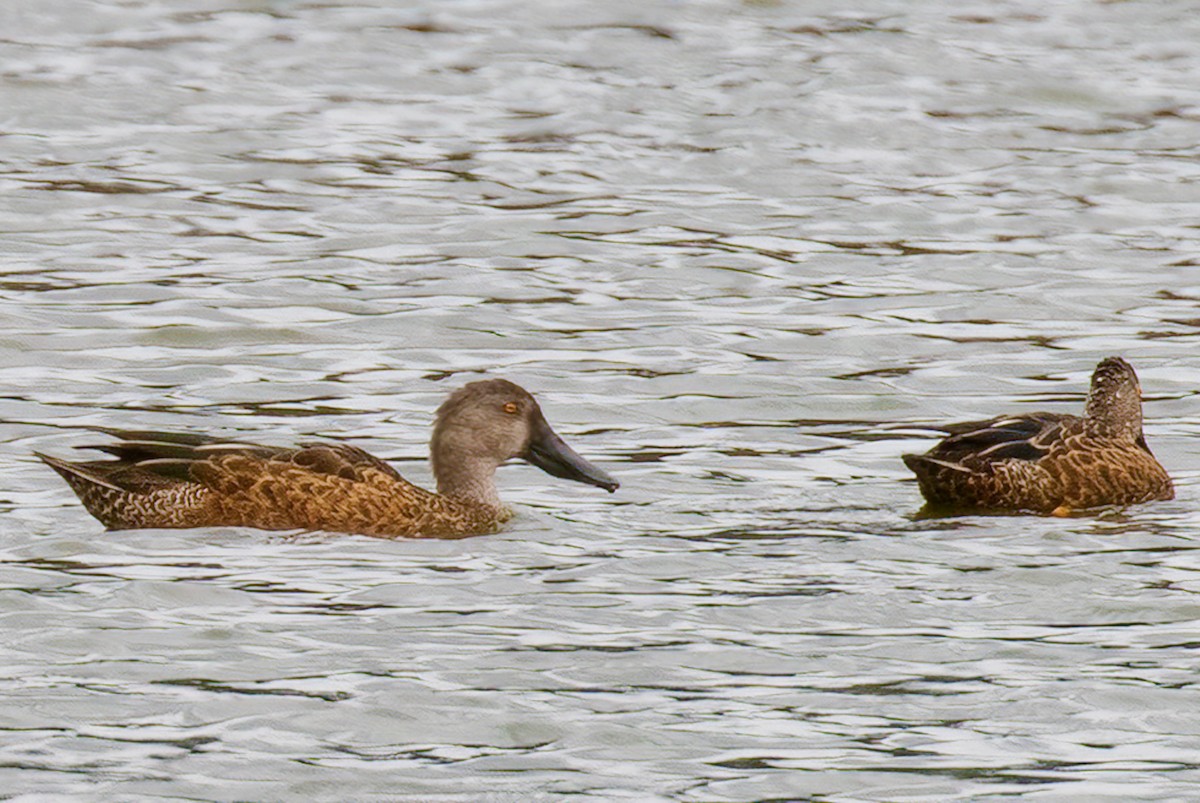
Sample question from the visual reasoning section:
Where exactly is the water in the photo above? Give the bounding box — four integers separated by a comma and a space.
4, 0, 1200, 799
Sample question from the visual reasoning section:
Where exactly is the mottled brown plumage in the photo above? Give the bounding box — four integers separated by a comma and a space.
903, 357, 1173, 514
38, 379, 618, 538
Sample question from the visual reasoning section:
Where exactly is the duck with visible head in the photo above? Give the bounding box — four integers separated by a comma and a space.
902, 357, 1173, 515
37, 379, 618, 538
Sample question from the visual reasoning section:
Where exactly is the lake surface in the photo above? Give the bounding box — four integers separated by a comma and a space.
4, 0, 1200, 800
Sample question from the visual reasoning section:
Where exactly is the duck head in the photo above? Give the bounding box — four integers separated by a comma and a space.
1083, 356, 1144, 440
430, 379, 618, 504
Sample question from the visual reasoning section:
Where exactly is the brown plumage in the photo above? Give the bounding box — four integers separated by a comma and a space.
903, 357, 1174, 514
37, 379, 618, 538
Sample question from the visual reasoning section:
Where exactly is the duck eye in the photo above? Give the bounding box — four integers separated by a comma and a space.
502, 401, 519, 415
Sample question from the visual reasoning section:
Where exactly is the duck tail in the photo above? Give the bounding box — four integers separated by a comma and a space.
36, 452, 141, 530
35, 452, 125, 492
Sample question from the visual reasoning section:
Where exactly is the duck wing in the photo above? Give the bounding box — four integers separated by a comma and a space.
76, 430, 408, 488
932, 412, 1078, 463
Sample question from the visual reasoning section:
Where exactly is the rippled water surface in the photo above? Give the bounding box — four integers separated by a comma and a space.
5, 0, 1200, 800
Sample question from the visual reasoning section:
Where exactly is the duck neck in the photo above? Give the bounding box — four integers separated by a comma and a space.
433, 455, 503, 508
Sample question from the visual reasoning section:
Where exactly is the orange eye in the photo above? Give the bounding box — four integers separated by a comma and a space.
502, 401, 519, 415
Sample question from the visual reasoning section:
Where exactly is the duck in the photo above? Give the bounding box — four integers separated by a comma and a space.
902, 357, 1173, 515
37, 378, 619, 538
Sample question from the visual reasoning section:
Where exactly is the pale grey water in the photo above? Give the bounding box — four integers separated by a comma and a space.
4, 0, 1200, 800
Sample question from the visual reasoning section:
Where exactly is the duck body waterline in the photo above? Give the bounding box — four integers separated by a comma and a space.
38, 379, 618, 539
903, 358, 1173, 515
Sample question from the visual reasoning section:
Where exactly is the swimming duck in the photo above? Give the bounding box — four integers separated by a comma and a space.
37, 379, 618, 538
902, 357, 1173, 514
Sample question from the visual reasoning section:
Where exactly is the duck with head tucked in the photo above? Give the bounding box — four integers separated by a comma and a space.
38, 379, 618, 538
903, 357, 1173, 515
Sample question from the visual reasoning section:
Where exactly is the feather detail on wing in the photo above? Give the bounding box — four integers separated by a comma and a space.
929, 413, 1079, 466
71, 431, 411, 489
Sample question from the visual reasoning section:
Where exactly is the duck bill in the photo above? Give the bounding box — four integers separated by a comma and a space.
526, 416, 618, 492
